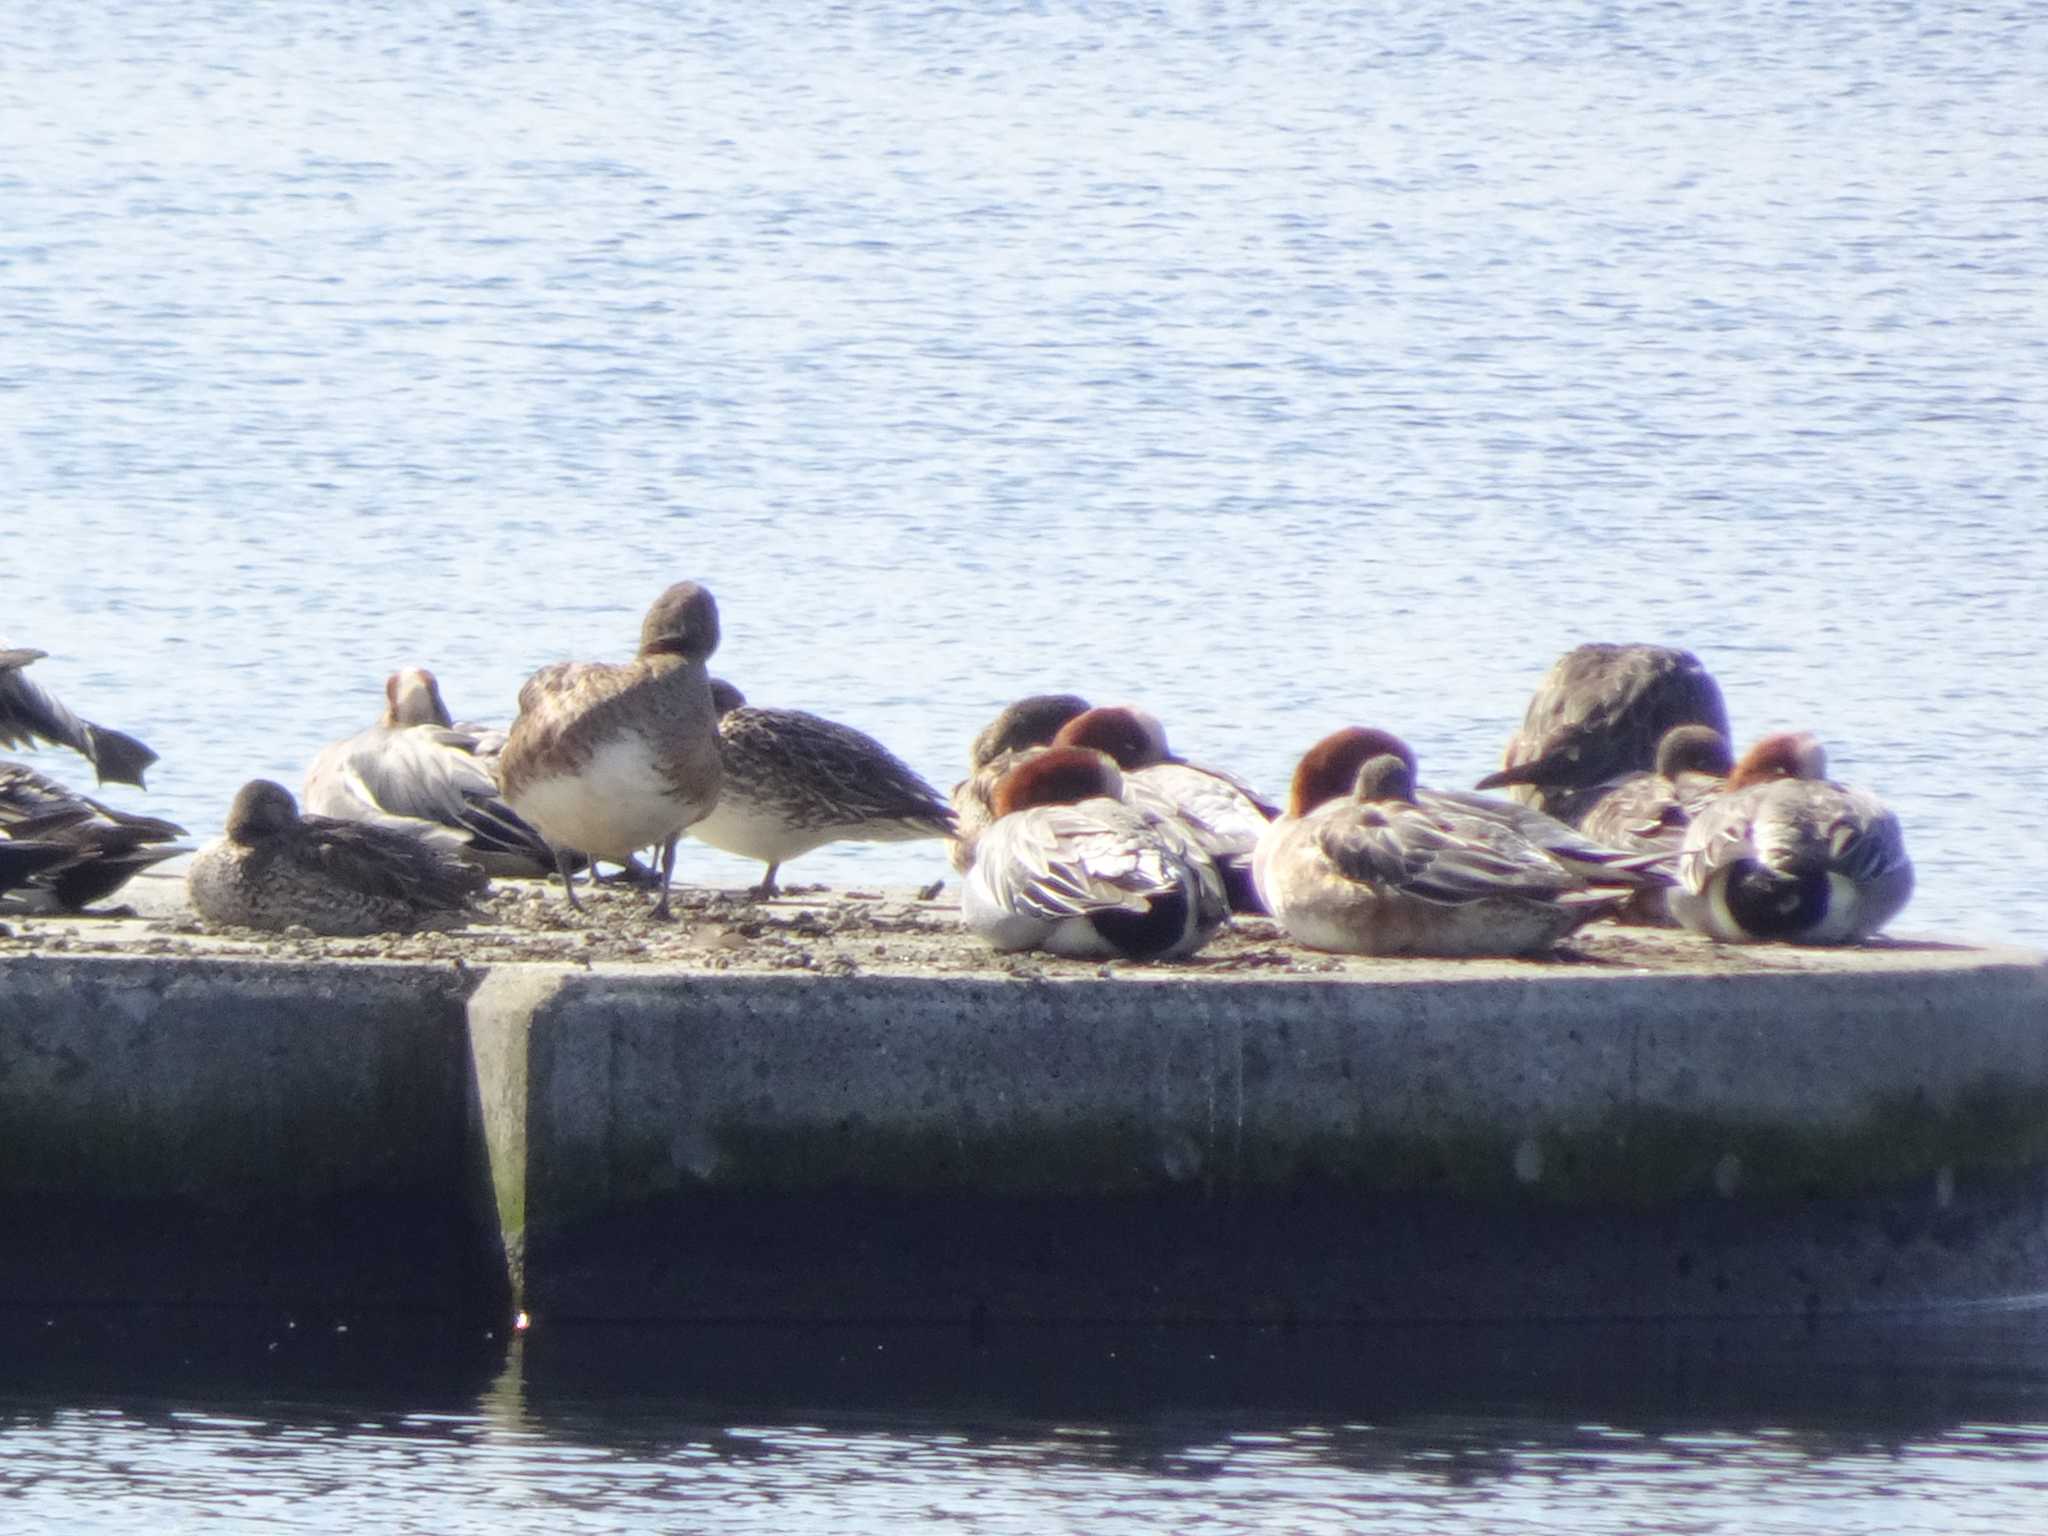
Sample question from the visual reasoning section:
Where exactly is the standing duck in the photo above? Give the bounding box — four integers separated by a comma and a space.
1669, 731, 1912, 945
302, 667, 562, 878
1476, 643, 1731, 825
0, 647, 158, 788
187, 779, 487, 935
497, 582, 725, 919
1254, 729, 1648, 956
961, 746, 1227, 961
948, 692, 1092, 873
1048, 704, 1277, 914
688, 679, 956, 898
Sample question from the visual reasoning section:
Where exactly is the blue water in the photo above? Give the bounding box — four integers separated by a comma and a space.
7, 0, 2045, 946
6, 1, 2048, 1523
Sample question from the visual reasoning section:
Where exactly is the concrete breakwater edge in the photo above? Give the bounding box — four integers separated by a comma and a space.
3, 874, 2047, 1325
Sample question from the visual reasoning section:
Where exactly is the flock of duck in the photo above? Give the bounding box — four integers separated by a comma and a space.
2, 582, 1915, 959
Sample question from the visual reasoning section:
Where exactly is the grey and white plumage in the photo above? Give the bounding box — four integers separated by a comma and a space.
1670, 731, 1913, 945
961, 747, 1228, 961
0, 647, 158, 788
1254, 735, 1642, 957
1305, 727, 1671, 891
1048, 704, 1277, 914
688, 678, 955, 897
1476, 643, 1731, 825
948, 692, 1092, 873
1573, 724, 1734, 923
302, 667, 562, 879
187, 779, 487, 936
0, 759, 189, 911
497, 582, 725, 919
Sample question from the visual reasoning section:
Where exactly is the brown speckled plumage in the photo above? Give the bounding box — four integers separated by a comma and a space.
187, 779, 487, 936
688, 679, 955, 896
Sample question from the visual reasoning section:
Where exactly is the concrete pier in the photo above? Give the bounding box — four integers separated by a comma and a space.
3, 891, 2046, 1324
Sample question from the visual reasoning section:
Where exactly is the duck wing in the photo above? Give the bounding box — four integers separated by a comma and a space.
1316, 802, 1586, 906
0, 653, 159, 788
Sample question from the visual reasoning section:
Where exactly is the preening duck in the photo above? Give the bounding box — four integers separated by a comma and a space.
497, 582, 725, 919
302, 667, 562, 878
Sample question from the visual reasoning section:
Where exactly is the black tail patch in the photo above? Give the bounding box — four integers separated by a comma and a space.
1090, 886, 1191, 959
1725, 859, 1829, 938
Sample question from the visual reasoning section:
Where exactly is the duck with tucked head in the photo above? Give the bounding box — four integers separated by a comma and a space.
497, 582, 725, 919
1049, 704, 1277, 914
1669, 731, 1912, 945
1573, 724, 1735, 924
948, 692, 1092, 873
1254, 728, 1649, 957
302, 667, 564, 879
688, 678, 957, 898
1296, 725, 1671, 887
1476, 643, 1731, 826
0, 647, 158, 788
187, 779, 488, 935
961, 745, 1227, 961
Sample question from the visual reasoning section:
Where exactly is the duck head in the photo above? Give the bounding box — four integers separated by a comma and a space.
970, 693, 1092, 767
1287, 728, 1420, 817
708, 677, 747, 716
1352, 752, 1421, 805
1051, 704, 1172, 770
991, 746, 1124, 817
225, 779, 301, 845
639, 582, 722, 662
384, 667, 454, 728
1726, 731, 1828, 790
1654, 723, 1734, 780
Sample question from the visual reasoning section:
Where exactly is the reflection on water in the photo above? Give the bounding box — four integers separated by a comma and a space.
7, 1308, 2048, 1532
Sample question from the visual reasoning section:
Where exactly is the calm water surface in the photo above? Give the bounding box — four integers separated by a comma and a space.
5, 1, 2048, 1525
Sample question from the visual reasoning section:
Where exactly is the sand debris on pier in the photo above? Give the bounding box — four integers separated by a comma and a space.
0, 866, 1957, 979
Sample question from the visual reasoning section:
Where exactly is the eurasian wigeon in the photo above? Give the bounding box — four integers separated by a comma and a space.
1669, 731, 1912, 945
961, 745, 1228, 961
948, 692, 1092, 873
1253, 729, 1651, 956
1049, 704, 1277, 914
